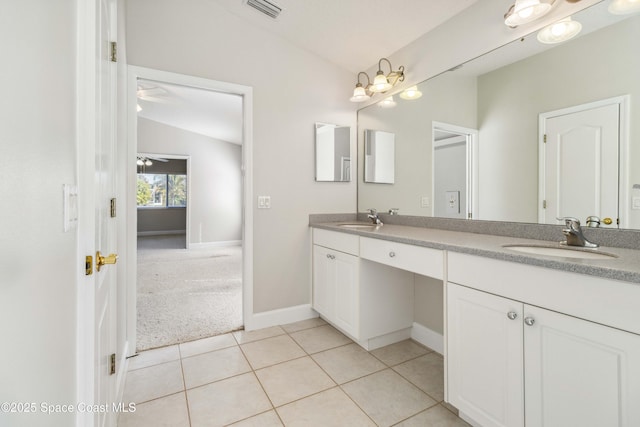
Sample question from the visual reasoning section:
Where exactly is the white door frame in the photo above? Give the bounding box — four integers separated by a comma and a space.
432, 121, 480, 219
538, 95, 630, 228
125, 66, 254, 355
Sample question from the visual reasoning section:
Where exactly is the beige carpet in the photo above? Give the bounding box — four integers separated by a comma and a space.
136, 235, 243, 351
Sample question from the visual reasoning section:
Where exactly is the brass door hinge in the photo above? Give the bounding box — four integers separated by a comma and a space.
543, 200, 547, 209
110, 42, 117, 62
543, 134, 547, 143
85, 255, 93, 276
110, 353, 116, 375
110, 198, 117, 218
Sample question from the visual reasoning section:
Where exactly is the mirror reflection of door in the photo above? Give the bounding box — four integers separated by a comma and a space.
539, 97, 628, 228
432, 123, 478, 219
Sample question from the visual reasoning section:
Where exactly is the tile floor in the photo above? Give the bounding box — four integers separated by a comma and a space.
118, 318, 470, 427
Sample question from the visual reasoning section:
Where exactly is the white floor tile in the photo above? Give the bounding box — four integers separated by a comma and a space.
182, 346, 251, 389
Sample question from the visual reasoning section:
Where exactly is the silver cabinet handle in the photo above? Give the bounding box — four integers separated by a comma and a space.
507, 311, 518, 320
524, 317, 535, 326
389, 251, 396, 258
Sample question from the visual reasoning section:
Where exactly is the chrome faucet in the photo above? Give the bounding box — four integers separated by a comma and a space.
367, 209, 383, 225
558, 217, 598, 248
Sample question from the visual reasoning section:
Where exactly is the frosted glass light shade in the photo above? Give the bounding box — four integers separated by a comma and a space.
608, 0, 640, 14
371, 72, 392, 93
350, 85, 370, 102
505, 0, 552, 26
378, 96, 397, 108
537, 17, 582, 44
399, 86, 423, 100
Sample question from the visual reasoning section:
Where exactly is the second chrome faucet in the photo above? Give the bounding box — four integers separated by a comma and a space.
558, 217, 598, 248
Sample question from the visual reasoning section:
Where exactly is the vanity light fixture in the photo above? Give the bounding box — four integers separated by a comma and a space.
608, 0, 640, 14
350, 72, 372, 103
377, 96, 397, 108
504, 0, 553, 27
537, 16, 582, 44
350, 58, 405, 102
399, 86, 423, 100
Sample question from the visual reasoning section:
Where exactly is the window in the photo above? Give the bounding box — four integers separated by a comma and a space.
137, 173, 187, 207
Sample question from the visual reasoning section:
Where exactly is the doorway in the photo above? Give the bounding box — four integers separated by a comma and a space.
432, 122, 479, 219
125, 67, 254, 352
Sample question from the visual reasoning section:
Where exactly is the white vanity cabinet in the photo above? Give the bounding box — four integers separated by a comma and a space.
447, 253, 640, 427
312, 228, 415, 349
312, 243, 359, 337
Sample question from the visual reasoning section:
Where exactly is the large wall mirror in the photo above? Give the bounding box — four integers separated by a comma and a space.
315, 123, 351, 182
358, 0, 640, 229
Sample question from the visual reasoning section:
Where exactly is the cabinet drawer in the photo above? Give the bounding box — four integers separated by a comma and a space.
313, 228, 359, 255
360, 237, 443, 279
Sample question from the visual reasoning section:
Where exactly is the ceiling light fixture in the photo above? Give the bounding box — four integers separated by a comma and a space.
537, 16, 582, 44
504, 0, 553, 27
608, 0, 640, 14
399, 86, 423, 100
350, 58, 405, 103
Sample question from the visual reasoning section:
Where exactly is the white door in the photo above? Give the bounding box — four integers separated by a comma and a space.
312, 245, 335, 318
524, 305, 640, 427
542, 103, 619, 227
332, 251, 358, 337
447, 283, 524, 427
95, 0, 118, 425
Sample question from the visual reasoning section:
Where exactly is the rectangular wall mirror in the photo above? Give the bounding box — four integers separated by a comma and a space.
364, 129, 395, 184
315, 123, 351, 182
357, 1, 639, 229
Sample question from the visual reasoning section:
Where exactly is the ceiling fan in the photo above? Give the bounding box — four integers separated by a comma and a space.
137, 155, 168, 167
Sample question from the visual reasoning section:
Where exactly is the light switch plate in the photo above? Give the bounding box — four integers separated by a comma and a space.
258, 196, 271, 209
445, 191, 460, 214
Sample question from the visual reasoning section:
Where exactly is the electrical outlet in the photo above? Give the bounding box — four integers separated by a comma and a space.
421, 196, 430, 208
258, 196, 271, 209
632, 197, 640, 210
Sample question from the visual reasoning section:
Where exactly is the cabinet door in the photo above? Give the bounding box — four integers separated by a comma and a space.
524, 305, 640, 427
332, 251, 359, 337
447, 283, 524, 427
312, 245, 335, 318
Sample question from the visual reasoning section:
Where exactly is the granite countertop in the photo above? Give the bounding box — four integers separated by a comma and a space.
311, 221, 640, 284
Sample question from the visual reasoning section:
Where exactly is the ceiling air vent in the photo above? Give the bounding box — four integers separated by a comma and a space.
245, 0, 282, 19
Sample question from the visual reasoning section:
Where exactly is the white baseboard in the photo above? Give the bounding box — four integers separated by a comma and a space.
137, 230, 186, 237
189, 240, 242, 249
245, 304, 318, 331
359, 327, 412, 351
411, 322, 444, 355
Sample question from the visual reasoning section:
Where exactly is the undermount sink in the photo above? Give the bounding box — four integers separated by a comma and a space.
336, 223, 379, 230
502, 244, 617, 260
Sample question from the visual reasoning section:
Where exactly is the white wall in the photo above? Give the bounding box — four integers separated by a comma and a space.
138, 118, 243, 245
126, 0, 356, 313
0, 1, 78, 426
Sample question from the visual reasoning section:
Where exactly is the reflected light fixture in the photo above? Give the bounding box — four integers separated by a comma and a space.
537, 16, 582, 44
378, 96, 397, 108
399, 86, 423, 100
350, 58, 405, 102
608, 0, 640, 14
504, 0, 552, 27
